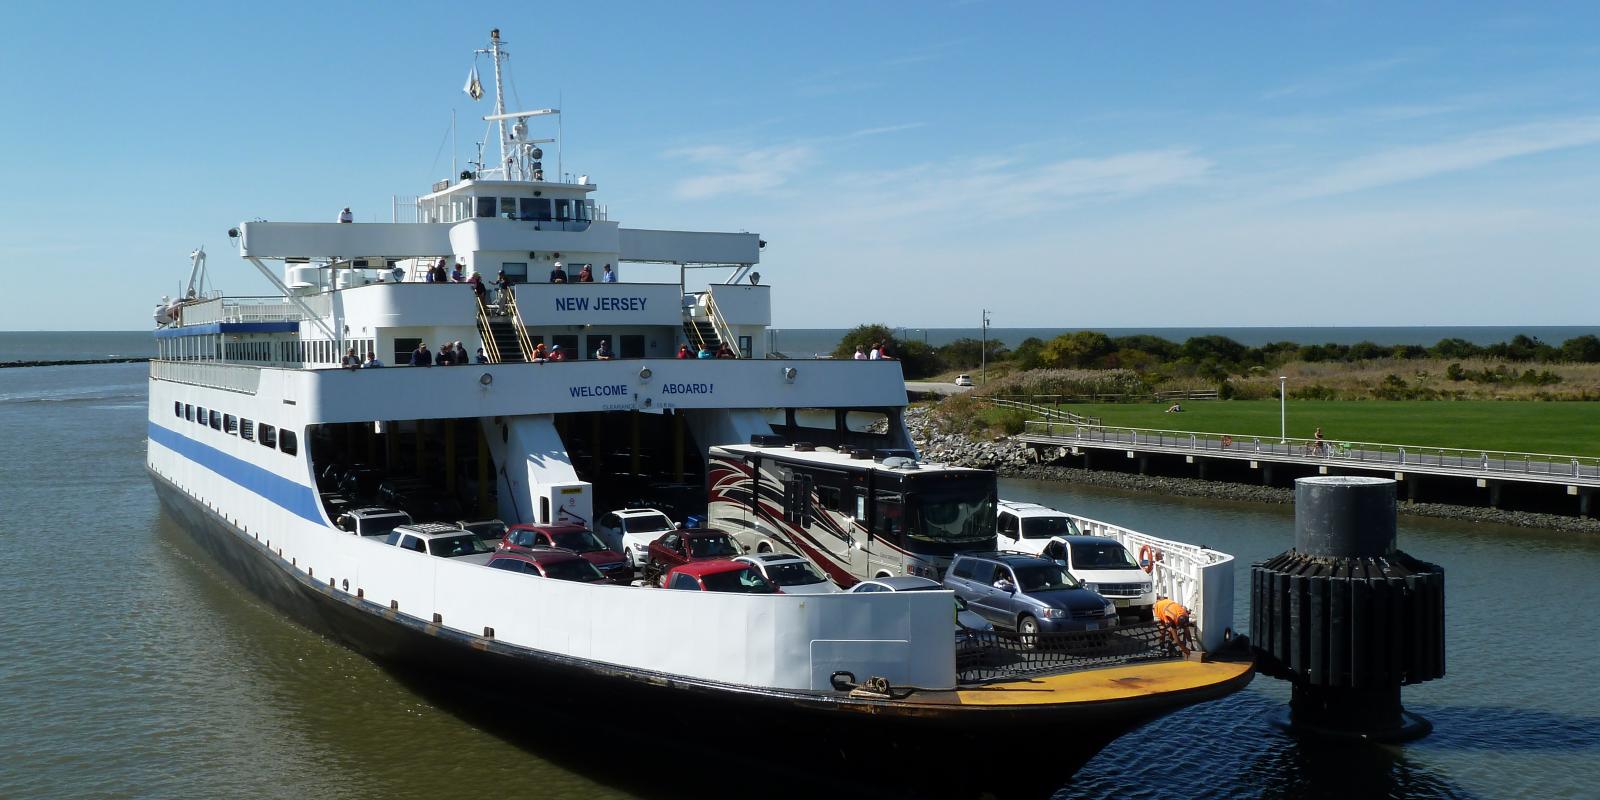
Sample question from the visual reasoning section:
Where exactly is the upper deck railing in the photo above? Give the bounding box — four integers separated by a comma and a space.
1022, 420, 1600, 482
179, 296, 307, 326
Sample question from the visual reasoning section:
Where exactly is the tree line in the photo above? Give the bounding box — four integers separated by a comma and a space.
833, 324, 1600, 381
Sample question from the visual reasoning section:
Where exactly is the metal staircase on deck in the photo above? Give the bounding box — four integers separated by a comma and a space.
681, 318, 723, 354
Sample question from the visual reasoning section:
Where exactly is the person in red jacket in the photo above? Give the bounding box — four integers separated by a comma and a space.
676, 344, 690, 359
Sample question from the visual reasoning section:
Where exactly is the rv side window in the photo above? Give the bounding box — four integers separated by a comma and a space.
259, 424, 277, 448
240, 419, 254, 442
279, 429, 298, 456
817, 485, 841, 512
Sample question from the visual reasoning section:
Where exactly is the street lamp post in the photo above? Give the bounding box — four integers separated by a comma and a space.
1279, 375, 1288, 443
980, 310, 992, 385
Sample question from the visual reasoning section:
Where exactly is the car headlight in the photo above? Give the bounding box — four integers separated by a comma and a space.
1141, 583, 1153, 593
1038, 607, 1065, 619
1081, 582, 1099, 592
1103, 602, 1117, 615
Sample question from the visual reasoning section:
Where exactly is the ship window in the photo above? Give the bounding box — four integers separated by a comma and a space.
224, 414, 238, 434
209, 410, 221, 430
394, 338, 421, 365
620, 335, 645, 359
575, 200, 591, 222
738, 335, 752, 359
551, 335, 579, 359
500, 262, 527, 283
174, 401, 182, 418
196, 406, 206, 425
586, 334, 612, 360
259, 424, 277, 448
279, 429, 298, 456
554, 199, 571, 220
521, 197, 551, 221
475, 197, 496, 218
184, 404, 193, 421
240, 419, 254, 441
500, 197, 517, 219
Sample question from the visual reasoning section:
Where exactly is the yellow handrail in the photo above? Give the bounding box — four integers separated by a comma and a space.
476, 296, 502, 364
503, 288, 535, 358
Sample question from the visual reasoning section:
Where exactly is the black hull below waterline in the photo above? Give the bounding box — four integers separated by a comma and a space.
149, 469, 1252, 799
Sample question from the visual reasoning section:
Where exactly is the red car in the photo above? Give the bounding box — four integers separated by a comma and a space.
501, 523, 631, 583
662, 560, 780, 594
486, 550, 609, 584
642, 528, 743, 585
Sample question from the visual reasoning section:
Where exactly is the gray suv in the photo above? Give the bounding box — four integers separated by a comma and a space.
943, 552, 1118, 641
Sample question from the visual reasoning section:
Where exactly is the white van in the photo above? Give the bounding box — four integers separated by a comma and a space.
995, 500, 1081, 555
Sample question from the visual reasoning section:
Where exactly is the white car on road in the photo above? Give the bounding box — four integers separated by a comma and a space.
953, 374, 974, 387
596, 508, 678, 568
734, 553, 840, 594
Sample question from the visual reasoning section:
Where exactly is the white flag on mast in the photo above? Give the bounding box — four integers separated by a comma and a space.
464, 64, 484, 100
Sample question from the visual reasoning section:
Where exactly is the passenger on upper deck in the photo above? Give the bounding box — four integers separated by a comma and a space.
494, 270, 512, 304
577, 265, 594, 283
476, 347, 488, 364
342, 347, 360, 370
531, 342, 547, 362
338, 207, 353, 223
854, 346, 867, 360
697, 345, 713, 359
437, 342, 455, 366
467, 273, 487, 304
715, 343, 734, 359
411, 343, 433, 367
548, 344, 566, 362
869, 343, 882, 360
454, 342, 468, 364
602, 264, 617, 283
363, 350, 384, 368
594, 340, 612, 360
450, 264, 465, 283
676, 344, 690, 359
549, 261, 568, 284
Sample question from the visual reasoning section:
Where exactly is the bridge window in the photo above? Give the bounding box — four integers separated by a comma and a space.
520, 197, 551, 221
500, 197, 518, 219
554, 199, 571, 220
475, 197, 496, 218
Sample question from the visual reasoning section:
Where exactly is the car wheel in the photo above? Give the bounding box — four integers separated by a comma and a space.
625, 547, 638, 568
1018, 616, 1040, 650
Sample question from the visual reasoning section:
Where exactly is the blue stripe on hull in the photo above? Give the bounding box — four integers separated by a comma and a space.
147, 422, 324, 524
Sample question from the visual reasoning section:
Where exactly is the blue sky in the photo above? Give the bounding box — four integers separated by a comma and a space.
3, 2, 1598, 330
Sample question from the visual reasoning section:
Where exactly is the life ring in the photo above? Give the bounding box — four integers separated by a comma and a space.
1138, 544, 1162, 573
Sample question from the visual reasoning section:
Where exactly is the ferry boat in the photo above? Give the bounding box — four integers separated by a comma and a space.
145, 29, 1252, 797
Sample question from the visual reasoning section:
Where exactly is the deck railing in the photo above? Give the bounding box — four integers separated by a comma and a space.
150, 360, 263, 394
1022, 421, 1600, 481
178, 296, 306, 326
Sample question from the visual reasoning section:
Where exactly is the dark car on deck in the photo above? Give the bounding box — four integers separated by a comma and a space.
500, 523, 630, 583
486, 549, 609, 584
943, 552, 1118, 644
642, 529, 743, 585
662, 560, 780, 594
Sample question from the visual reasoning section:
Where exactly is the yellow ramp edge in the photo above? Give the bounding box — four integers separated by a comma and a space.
954, 660, 1252, 707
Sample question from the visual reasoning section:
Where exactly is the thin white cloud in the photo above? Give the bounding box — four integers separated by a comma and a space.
1289, 117, 1600, 199
670, 144, 815, 199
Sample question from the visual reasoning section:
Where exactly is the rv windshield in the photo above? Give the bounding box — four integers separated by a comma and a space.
906, 479, 998, 547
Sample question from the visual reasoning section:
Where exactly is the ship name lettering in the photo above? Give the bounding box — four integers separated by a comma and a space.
554, 297, 648, 312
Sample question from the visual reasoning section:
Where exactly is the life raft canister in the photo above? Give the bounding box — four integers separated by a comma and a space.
1153, 598, 1190, 626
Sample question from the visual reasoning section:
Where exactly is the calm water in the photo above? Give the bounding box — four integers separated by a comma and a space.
2, 362, 1598, 798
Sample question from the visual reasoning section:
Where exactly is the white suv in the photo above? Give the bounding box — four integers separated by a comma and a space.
385, 522, 496, 564
1040, 535, 1156, 619
996, 500, 1082, 555
596, 508, 678, 568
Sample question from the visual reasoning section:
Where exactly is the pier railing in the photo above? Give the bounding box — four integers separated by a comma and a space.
1022, 421, 1600, 481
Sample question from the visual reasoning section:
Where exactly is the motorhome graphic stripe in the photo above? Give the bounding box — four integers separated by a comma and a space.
147, 423, 324, 524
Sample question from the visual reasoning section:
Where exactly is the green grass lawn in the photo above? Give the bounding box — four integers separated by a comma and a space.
1049, 400, 1600, 457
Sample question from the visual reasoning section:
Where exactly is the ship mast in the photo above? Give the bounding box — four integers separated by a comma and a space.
489, 28, 509, 177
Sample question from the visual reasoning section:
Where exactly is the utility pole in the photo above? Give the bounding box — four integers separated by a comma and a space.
981, 309, 992, 385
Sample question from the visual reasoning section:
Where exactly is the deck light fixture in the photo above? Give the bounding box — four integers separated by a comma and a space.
480, 373, 494, 386
638, 367, 653, 381
783, 367, 797, 383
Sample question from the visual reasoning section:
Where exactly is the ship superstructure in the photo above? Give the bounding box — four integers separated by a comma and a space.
145, 29, 1251, 796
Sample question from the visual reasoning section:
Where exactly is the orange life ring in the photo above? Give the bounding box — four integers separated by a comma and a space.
1138, 544, 1162, 573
